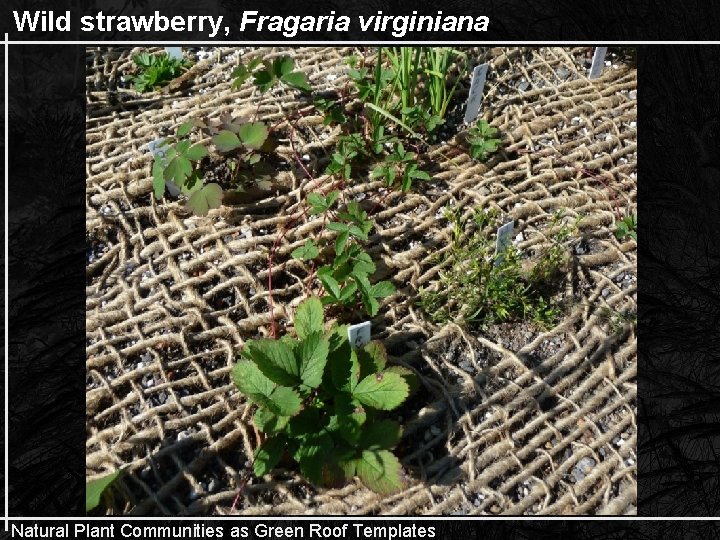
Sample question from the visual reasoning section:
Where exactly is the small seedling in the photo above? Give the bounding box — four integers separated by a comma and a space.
466, 120, 501, 161
151, 115, 271, 215
131, 52, 192, 93
371, 142, 431, 192
615, 213, 637, 242
314, 96, 348, 126
233, 296, 416, 494
232, 56, 310, 93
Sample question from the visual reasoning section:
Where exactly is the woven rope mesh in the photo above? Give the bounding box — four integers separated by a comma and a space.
86, 47, 637, 515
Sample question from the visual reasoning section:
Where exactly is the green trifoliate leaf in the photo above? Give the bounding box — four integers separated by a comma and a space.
298, 331, 329, 388
276, 56, 294, 76
212, 130, 242, 152
253, 436, 287, 477
86, 469, 124, 512
291, 239, 319, 261
238, 122, 268, 150
356, 450, 404, 495
246, 338, 299, 386
359, 419, 402, 450
163, 155, 192, 183
186, 183, 222, 216
295, 296, 324, 339
352, 371, 408, 410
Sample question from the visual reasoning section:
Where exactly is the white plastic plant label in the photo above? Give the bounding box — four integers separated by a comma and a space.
348, 321, 371, 349
165, 47, 183, 60
494, 221, 515, 265
588, 47, 608, 79
464, 63, 489, 124
148, 138, 168, 159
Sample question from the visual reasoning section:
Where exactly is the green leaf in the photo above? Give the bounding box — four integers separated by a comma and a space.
232, 360, 302, 416
86, 469, 124, 512
327, 222, 349, 233
335, 230, 350, 255
163, 155, 193, 184
356, 450, 404, 495
295, 296, 324, 339
246, 338, 299, 386
384, 365, 420, 396
330, 342, 360, 392
359, 419, 402, 450
370, 281, 395, 299
352, 371, 408, 410
177, 122, 193, 137
307, 192, 328, 215
212, 130, 242, 152
352, 252, 376, 275
409, 169, 431, 180
294, 433, 333, 484
317, 267, 341, 299
268, 386, 304, 417
328, 410, 365, 446
276, 56, 294, 77
286, 408, 321, 438
184, 143, 208, 161
253, 69, 275, 92
238, 122, 269, 150
186, 183, 223, 216
282, 71, 311, 92
152, 159, 165, 199
298, 332, 329, 388
357, 341, 387, 375
253, 407, 289, 434
253, 436, 287, 477
291, 239, 319, 261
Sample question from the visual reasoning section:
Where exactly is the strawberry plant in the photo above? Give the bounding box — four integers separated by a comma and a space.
131, 52, 192, 93
233, 296, 416, 494
232, 55, 310, 93
466, 120, 501, 161
152, 115, 272, 216
371, 142, 431, 192
293, 197, 395, 317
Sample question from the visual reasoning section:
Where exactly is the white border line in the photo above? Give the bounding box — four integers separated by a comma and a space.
4, 32, 9, 530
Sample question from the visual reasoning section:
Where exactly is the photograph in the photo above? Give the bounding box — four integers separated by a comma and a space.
85, 46, 637, 516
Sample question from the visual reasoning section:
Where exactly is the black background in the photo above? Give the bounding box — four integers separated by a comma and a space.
2, 0, 720, 532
